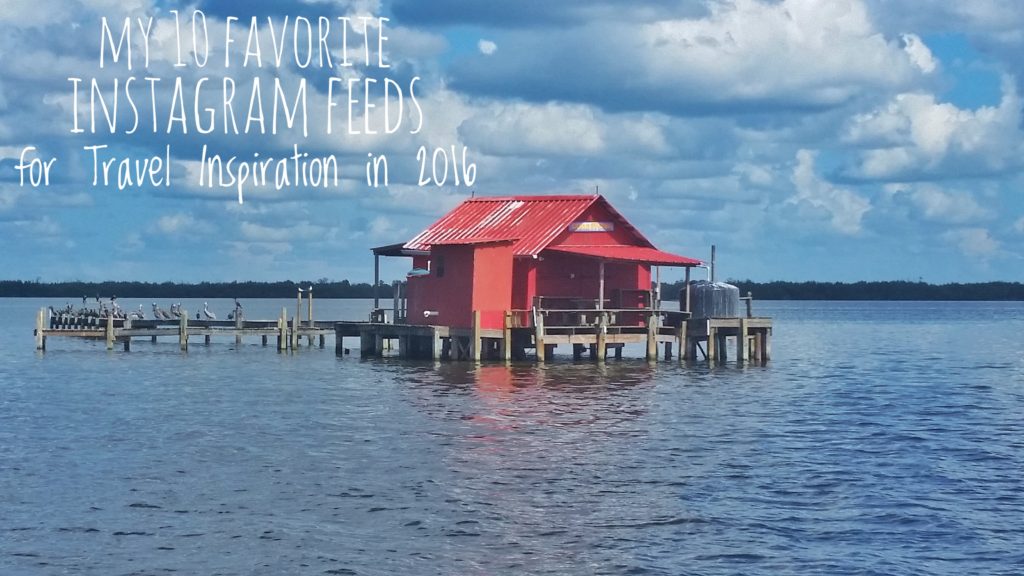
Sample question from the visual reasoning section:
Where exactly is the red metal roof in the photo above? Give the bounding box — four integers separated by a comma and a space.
545, 245, 702, 266
402, 194, 700, 265
404, 195, 600, 256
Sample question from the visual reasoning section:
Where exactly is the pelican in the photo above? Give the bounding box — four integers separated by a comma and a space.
152, 302, 170, 320
203, 302, 216, 320
129, 304, 144, 320
170, 303, 182, 318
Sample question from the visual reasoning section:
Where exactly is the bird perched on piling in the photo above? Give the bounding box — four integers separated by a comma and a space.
129, 305, 144, 320
153, 303, 171, 320
227, 298, 243, 320
203, 302, 216, 320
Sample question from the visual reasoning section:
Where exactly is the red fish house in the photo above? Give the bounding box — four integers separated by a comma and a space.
344, 194, 772, 363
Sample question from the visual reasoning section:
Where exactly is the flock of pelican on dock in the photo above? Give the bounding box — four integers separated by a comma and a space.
48, 297, 242, 322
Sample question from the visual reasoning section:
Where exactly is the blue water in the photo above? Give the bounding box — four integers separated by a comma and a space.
2, 298, 1023, 575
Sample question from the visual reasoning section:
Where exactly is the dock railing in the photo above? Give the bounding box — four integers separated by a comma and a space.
510, 301, 690, 331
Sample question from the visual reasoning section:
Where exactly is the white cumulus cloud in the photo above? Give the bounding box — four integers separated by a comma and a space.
789, 149, 871, 235
942, 227, 999, 257
845, 76, 1024, 179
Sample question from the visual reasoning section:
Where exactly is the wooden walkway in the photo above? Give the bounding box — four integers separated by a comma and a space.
35, 308, 333, 352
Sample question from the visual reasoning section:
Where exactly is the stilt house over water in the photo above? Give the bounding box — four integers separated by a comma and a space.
372, 194, 702, 330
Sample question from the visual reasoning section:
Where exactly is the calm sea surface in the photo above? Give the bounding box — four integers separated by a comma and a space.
1, 298, 1022, 575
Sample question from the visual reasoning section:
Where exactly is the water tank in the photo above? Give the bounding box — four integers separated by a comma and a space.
683, 280, 740, 319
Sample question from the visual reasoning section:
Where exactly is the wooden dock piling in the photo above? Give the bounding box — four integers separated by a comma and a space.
106, 315, 114, 350
179, 310, 188, 351
35, 308, 46, 351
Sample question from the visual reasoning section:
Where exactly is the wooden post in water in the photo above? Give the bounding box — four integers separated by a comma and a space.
205, 334, 211, 345
739, 318, 749, 364
235, 303, 243, 347
35, 308, 46, 351
105, 315, 115, 350
596, 312, 607, 362
645, 312, 658, 361
432, 328, 443, 361
278, 308, 287, 351
291, 315, 299, 350
676, 321, 685, 362
307, 286, 315, 346
706, 323, 716, 363
502, 310, 513, 362
471, 310, 482, 361
534, 307, 545, 362
179, 309, 188, 351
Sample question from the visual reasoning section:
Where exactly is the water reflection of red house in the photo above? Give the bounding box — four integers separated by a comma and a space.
373, 194, 701, 330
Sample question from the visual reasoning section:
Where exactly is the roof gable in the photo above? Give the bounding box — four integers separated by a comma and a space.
403, 195, 653, 256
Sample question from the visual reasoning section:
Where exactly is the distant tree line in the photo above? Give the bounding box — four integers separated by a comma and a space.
0, 280, 396, 299
659, 280, 1024, 301
3, 279, 1024, 301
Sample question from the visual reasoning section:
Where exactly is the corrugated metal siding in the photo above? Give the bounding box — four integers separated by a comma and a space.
404, 196, 598, 256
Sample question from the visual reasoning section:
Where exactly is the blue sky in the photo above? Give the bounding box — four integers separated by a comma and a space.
2, 0, 1024, 284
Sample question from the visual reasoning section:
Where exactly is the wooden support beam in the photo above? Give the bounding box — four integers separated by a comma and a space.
596, 313, 607, 362
123, 338, 130, 352
706, 326, 716, 363
471, 310, 482, 361
105, 315, 115, 351
35, 308, 46, 351
262, 334, 268, 346
502, 311, 512, 362
432, 328, 443, 360
319, 334, 325, 349
278, 308, 288, 352
645, 312, 657, 361
178, 310, 188, 351
205, 334, 211, 345
291, 316, 299, 350
739, 318, 749, 363
534, 308, 546, 362
664, 341, 672, 360
307, 287, 314, 327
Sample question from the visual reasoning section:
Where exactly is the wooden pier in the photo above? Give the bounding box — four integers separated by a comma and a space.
34, 307, 333, 352
337, 305, 771, 364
